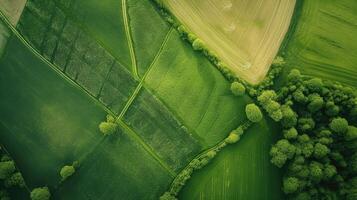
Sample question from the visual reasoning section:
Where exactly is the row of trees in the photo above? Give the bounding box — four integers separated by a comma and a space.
161, 100, 262, 199
268, 69, 357, 199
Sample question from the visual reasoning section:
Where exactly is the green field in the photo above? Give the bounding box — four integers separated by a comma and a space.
283, 0, 357, 87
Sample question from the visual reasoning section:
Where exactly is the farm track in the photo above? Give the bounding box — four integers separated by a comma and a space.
118, 27, 174, 119
122, 0, 138, 79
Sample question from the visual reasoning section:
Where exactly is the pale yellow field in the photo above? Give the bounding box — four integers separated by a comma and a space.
0, 0, 26, 26
163, 0, 296, 84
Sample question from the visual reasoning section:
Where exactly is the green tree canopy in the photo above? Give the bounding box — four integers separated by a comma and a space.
0, 161, 15, 180
30, 187, 51, 200
60, 165, 75, 181
230, 82, 245, 96
245, 103, 263, 123
329, 117, 349, 134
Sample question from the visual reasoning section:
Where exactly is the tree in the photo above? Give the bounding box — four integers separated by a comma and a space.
281, 105, 297, 128
283, 177, 299, 194
30, 187, 51, 200
270, 139, 296, 168
287, 69, 301, 83
192, 38, 204, 51
305, 78, 323, 93
245, 103, 263, 123
0, 161, 15, 180
230, 82, 245, 96
225, 131, 240, 144
346, 126, 357, 141
4, 172, 25, 188
99, 122, 118, 136
310, 162, 323, 182
284, 128, 298, 140
329, 117, 349, 134
60, 165, 75, 181
325, 101, 340, 116
313, 143, 330, 159
307, 94, 324, 113
298, 118, 315, 132
323, 164, 336, 180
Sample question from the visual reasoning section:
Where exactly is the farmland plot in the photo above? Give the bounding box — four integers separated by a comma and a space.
162, 0, 296, 84
0, 0, 297, 199
283, 0, 357, 87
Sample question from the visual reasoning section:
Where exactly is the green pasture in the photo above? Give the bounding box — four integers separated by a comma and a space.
283, 0, 357, 87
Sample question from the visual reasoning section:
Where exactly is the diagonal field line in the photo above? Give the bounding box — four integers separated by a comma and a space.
118, 27, 174, 119
122, 0, 139, 80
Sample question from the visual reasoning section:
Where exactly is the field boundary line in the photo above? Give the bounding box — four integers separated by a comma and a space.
118, 27, 174, 119
117, 120, 176, 177
122, 0, 139, 79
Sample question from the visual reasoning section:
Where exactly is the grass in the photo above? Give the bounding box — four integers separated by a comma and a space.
179, 117, 283, 200
283, 0, 357, 87
162, 0, 296, 84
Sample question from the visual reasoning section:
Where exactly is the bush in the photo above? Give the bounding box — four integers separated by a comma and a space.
60, 165, 75, 181
245, 103, 263, 123
30, 187, 51, 200
230, 82, 245, 96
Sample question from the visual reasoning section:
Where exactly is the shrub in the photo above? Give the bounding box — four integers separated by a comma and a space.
30, 187, 51, 200
230, 82, 246, 96
60, 165, 75, 181
245, 103, 263, 123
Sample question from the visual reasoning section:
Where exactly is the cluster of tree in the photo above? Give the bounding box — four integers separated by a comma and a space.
269, 69, 357, 199
99, 115, 118, 136
60, 161, 79, 182
0, 146, 26, 200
